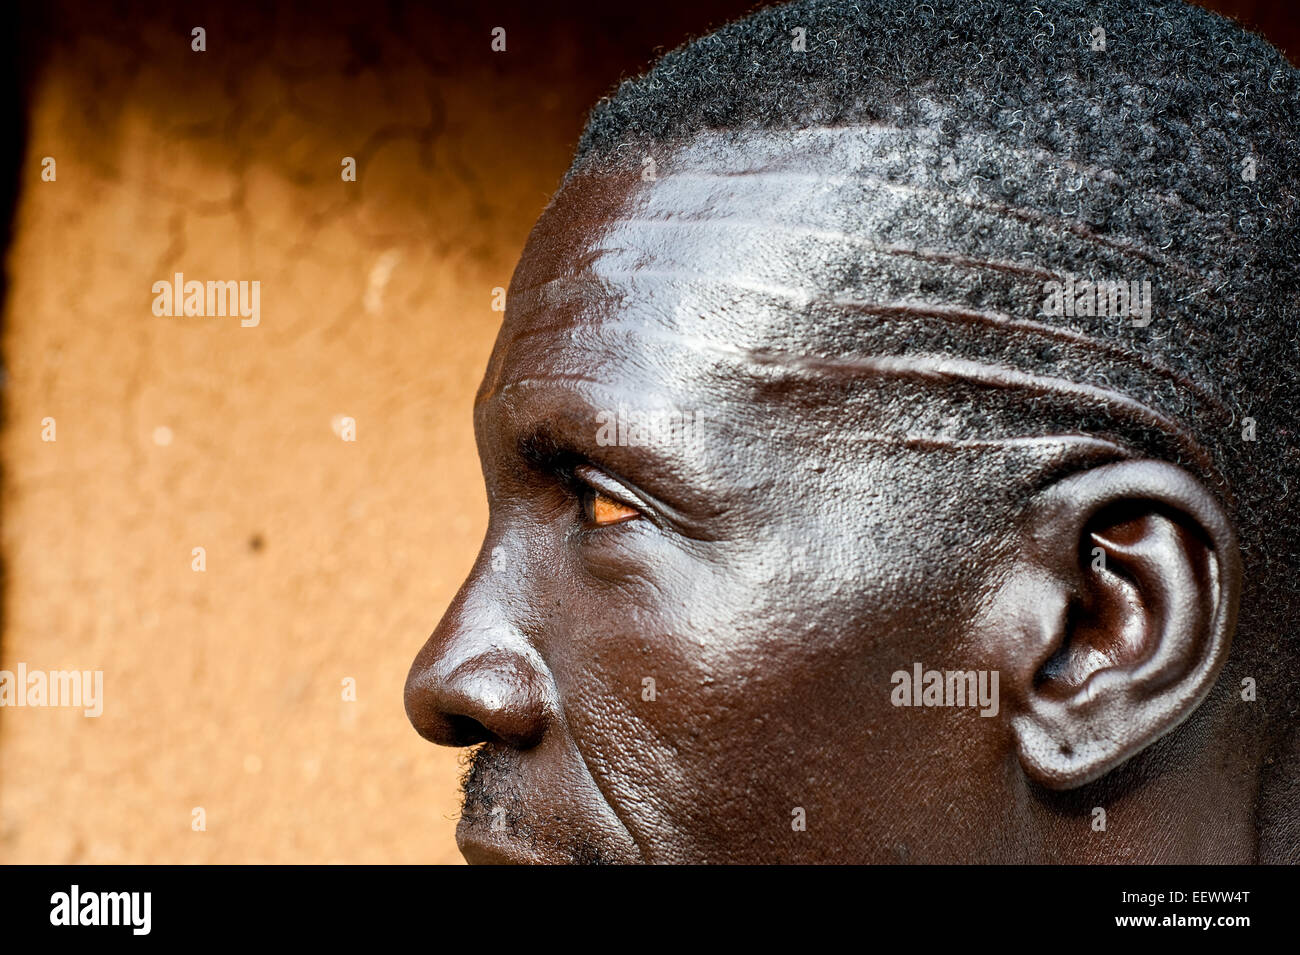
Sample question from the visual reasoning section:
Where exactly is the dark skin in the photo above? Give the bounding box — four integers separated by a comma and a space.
405, 130, 1253, 863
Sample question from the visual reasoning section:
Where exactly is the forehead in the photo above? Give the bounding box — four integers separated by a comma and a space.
481, 126, 994, 417
476, 126, 1196, 474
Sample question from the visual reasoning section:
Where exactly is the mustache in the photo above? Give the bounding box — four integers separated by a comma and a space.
459, 745, 526, 834
457, 745, 616, 865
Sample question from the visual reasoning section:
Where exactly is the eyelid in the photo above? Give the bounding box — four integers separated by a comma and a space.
572, 462, 719, 543
574, 464, 645, 514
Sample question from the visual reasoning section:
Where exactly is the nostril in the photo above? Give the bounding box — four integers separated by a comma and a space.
446, 713, 491, 747
406, 642, 553, 750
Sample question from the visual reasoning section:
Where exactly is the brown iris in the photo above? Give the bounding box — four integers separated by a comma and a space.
590, 490, 639, 526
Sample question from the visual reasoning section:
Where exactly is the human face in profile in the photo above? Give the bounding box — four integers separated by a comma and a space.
405, 130, 1070, 863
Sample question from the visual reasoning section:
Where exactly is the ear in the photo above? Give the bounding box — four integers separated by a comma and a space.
984, 459, 1241, 790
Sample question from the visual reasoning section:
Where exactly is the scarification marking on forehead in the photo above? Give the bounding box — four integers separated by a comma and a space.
482, 374, 1135, 460
482, 324, 1218, 486
493, 124, 1244, 498
507, 270, 1225, 421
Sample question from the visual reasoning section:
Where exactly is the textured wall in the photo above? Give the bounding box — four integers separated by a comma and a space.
0, 0, 1292, 864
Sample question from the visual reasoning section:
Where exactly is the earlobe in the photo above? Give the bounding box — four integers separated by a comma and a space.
986, 460, 1241, 790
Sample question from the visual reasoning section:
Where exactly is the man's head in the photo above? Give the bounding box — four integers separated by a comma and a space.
405, 0, 1299, 863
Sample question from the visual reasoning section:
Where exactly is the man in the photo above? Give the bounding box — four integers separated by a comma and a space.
405, 0, 1298, 863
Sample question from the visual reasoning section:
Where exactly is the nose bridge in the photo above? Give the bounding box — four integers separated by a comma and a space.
404, 562, 556, 750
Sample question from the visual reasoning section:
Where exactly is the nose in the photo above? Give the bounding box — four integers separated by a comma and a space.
404, 575, 554, 751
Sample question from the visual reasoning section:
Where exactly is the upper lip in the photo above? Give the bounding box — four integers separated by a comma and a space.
457, 829, 544, 865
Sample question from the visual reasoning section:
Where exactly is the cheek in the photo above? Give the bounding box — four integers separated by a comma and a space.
555, 492, 1000, 860
541, 526, 909, 860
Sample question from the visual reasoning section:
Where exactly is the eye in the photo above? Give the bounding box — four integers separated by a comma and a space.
590, 490, 640, 527
575, 466, 642, 527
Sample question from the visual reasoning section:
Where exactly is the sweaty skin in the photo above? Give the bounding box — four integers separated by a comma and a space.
404, 129, 1253, 864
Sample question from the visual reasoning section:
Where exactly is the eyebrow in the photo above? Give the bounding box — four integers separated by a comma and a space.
489, 379, 722, 524
515, 418, 582, 474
